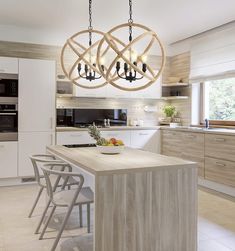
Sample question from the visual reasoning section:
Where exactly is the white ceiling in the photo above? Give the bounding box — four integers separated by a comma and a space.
0, 0, 234, 45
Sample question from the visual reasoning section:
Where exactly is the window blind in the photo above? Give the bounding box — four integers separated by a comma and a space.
190, 25, 235, 83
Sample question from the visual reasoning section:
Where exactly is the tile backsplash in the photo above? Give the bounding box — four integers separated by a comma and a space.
57, 97, 167, 126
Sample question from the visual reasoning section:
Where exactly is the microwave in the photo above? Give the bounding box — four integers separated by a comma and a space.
0, 78, 18, 97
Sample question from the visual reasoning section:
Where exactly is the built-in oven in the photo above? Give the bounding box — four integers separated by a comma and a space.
0, 104, 18, 141
0, 78, 18, 97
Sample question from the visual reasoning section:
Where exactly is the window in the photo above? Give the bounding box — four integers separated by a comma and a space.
203, 77, 235, 125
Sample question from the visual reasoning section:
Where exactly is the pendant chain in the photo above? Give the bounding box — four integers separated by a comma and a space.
128, 0, 133, 42
88, 0, 93, 46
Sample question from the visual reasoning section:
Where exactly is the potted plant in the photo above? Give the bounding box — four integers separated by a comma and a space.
163, 105, 176, 122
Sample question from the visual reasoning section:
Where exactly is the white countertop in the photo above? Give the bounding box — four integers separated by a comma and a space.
161, 126, 235, 136
56, 126, 160, 132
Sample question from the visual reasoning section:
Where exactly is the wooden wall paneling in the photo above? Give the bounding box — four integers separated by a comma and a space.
95, 167, 197, 251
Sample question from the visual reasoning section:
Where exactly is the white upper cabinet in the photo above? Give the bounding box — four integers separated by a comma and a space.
18, 59, 56, 132
131, 77, 162, 99
0, 57, 18, 74
74, 85, 106, 98
106, 83, 131, 99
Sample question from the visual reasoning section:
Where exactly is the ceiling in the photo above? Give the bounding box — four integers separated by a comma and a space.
0, 0, 234, 45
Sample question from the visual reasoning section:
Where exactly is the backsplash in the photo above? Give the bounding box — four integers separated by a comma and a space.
57, 97, 167, 126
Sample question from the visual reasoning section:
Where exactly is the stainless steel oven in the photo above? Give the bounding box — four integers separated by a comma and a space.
0, 104, 18, 141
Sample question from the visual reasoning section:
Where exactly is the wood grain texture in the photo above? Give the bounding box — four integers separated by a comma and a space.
95, 166, 197, 251
161, 129, 205, 177
205, 157, 235, 187
205, 134, 235, 162
47, 145, 195, 176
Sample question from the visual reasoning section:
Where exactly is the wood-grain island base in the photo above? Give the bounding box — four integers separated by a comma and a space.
47, 146, 197, 251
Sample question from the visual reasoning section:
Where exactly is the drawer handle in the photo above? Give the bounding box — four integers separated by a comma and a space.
215, 161, 226, 167
215, 138, 226, 142
187, 135, 196, 139
70, 134, 82, 137
0, 145, 4, 148
139, 133, 149, 136
0, 69, 5, 72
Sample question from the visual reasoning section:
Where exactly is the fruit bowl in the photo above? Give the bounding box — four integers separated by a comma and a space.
96, 145, 125, 154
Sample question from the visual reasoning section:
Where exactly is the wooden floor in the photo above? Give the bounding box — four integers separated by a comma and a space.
0, 184, 235, 251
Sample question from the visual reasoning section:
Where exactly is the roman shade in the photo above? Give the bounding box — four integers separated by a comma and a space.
190, 24, 235, 83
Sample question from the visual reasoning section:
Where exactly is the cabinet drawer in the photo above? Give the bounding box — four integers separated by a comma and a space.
57, 131, 95, 145
205, 157, 235, 187
205, 134, 235, 162
0, 57, 18, 74
101, 131, 131, 147
181, 153, 204, 177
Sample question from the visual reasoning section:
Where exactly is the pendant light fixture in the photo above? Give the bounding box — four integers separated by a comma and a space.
60, 0, 107, 89
97, 0, 166, 91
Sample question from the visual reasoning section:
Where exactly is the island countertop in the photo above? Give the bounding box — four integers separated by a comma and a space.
47, 145, 196, 176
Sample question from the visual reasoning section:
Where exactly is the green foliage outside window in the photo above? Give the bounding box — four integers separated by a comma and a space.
206, 78, 235, 121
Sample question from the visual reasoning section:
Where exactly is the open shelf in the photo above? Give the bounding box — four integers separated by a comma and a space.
162, 83, 189, 87
161, 96, 189, 100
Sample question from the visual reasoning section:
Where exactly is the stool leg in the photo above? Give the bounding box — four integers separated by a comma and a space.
39, 205, 57, 240
50, 203, 75, 251
79, 204, 83, 227
35, 199, 50, 234
28, 187, 44, 218
87, 203, 91, 233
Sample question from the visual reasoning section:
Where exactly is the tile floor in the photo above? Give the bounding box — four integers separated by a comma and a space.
0, 184, 235, 250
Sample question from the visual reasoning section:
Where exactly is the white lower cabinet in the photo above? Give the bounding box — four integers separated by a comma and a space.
0, 142, 18, 178
56, 129, 160, 152
56, 131, 95, 145
18, 132, 55, 177
100, 130, 131, 147
131, 130, 160, 153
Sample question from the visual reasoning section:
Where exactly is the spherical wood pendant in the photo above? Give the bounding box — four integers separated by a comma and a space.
97, 23, 166, 91
60, 29, 108, 89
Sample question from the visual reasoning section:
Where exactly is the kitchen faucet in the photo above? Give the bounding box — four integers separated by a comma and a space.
205, 118, 209, 129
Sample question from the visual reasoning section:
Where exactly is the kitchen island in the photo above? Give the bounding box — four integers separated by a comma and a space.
47, 145, 197, 251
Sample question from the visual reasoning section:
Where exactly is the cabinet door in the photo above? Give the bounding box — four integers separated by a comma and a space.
0, 57, 18, 74
74, 85, 106, 98
181, 132, 205, 177
18, 132, 55, 177
18, 59, 56, 132
106, 84, 131, 99
131, 77, 162, 99
205, 157, 235, 187
56, 131, 96, 145
131, 130, 160, 153
205, 134, 235, 162
0, 142, 18, 178
161, 130, 183, 157
100, 130, 131, 147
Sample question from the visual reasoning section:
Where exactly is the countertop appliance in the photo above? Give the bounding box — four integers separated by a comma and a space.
0, 103, 18, 141
57, 108, 127, 128
0, 76, 18, 98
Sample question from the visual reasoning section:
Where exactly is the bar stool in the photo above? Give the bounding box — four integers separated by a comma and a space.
29, 155, 81, 235
39, 164, 94, 251
28, 154, 64, 218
